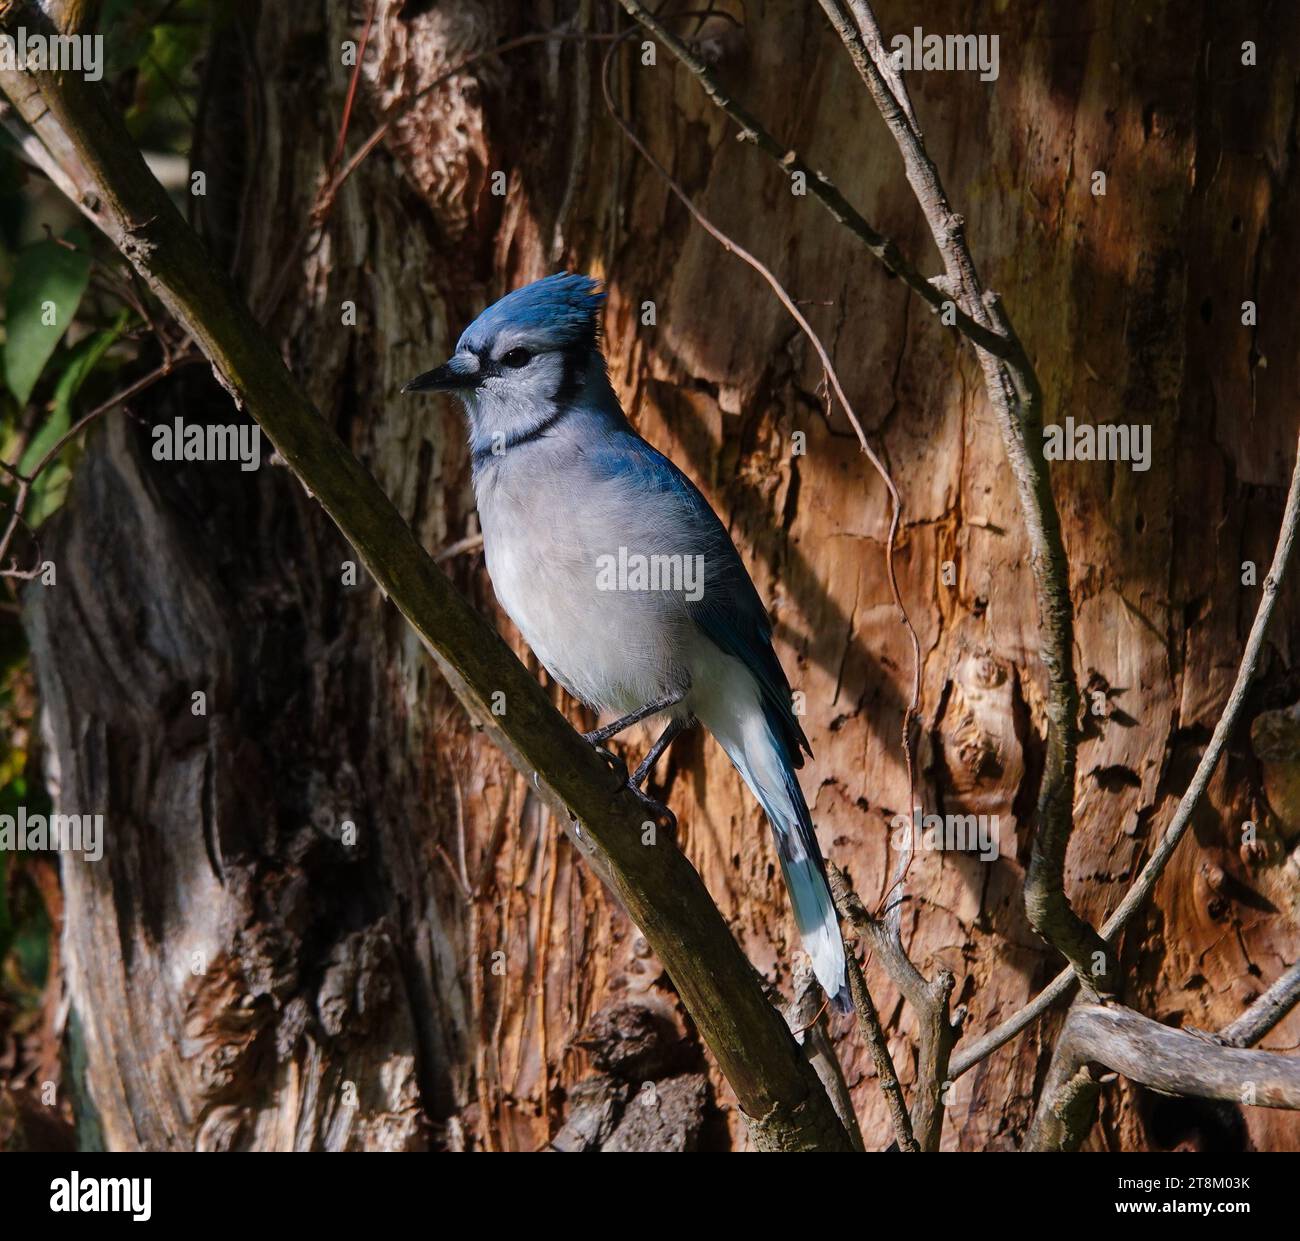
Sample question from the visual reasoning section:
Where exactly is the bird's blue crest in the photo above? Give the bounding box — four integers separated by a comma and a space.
458, 272, 606, 353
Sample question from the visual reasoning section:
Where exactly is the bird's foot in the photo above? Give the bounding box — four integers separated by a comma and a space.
587, 741, 628, 784
583, 738, 676, 840
626, 783, 677, 841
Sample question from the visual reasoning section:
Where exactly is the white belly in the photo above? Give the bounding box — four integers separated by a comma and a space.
477, 462, 692, 713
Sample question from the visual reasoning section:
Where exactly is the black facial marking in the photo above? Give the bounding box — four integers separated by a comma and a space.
554, 345, 585, 407
471, 406, 573, 470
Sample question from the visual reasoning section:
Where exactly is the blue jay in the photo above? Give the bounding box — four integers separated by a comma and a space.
404, 273, 850, 1013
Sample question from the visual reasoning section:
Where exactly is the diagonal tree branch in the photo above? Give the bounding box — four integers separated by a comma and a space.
785, 964, 867, 1151
1221, 960, 1300, 1049
842, 944, 919, 1151
0, 3, 852, 1152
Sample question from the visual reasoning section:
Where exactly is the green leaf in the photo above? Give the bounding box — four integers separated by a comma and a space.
18, 314, 127, 478
24, 462, 70, 530
3, 229, 92, 406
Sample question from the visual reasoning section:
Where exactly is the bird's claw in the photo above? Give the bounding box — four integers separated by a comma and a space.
583, 738, 676, 840
627, 784, 677, 841
588, 742, 628, 785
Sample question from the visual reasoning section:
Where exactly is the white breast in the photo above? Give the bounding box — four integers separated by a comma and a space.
475, 443, 693, 715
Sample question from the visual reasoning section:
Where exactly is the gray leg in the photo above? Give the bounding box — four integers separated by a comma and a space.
585, 708, 689, 840
631, 717, 688, 788
582, 688, 687, 746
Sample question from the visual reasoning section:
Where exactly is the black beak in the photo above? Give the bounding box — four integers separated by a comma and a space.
401, 355, 480, 394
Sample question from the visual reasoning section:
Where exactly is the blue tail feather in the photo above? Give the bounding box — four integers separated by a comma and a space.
747, 702, 850, 1013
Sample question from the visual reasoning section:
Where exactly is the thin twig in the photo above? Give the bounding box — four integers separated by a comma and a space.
785, 975, 866, 1152
328, 0, 378, 174
31, 354, 200, 483
259, 27, 624, 323
0, 355, 200, 576
614, 0, 1012, 359
843, 947, 919, 1151
551, 0, 594, 263
830, 862, 957, 1150
434, 532, 485, 563
1221, 959, 1300, 1049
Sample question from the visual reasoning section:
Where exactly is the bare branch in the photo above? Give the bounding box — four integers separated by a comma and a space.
949, 963, 1074, 1081
1026, 1001, 1300, 1150
1222, 960, 1300, 1050
0, 94, 111, 236
260, 25, 630, 323
1023, 1033, 1102, 1153
326, 0, 378, 174
0, 358, 198, 578
830, 863, 958, 1150
1029, 959, 1300, 1150
843, 947, 919, 1152
434, 532, 485, 564
785, 965, 866, 1151
31, 355, 200, 485
817, 0, 1111, 993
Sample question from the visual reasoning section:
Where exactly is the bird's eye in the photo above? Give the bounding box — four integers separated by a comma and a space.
500, 347, 532, 368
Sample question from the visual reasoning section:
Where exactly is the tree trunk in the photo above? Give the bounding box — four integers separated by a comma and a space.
22, 0, 1300, 1150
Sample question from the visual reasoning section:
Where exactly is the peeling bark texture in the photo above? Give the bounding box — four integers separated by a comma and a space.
22, 0, 1300, 1149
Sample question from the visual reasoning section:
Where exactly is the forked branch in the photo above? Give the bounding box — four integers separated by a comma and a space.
1025, 1001, 1300, 1150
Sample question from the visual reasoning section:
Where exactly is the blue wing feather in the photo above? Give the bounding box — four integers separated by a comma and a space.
584, 429, 812, 766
